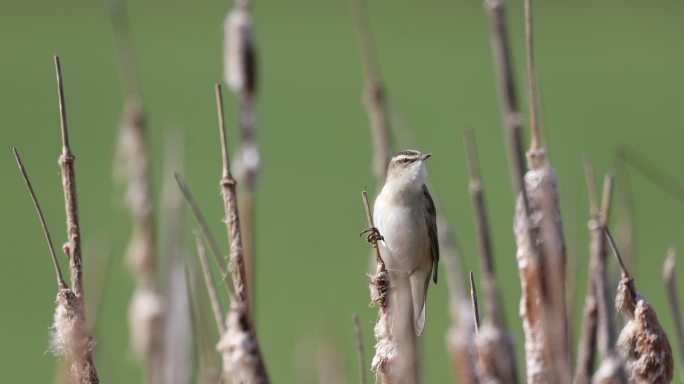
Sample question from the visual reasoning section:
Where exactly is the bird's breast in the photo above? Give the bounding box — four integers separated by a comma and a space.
373, 196, 429, 272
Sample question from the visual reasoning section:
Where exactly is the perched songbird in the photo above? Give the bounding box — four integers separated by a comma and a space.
373, 149, 439, 335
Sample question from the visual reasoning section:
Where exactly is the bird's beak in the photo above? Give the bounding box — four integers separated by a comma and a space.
419, 153, 432, 161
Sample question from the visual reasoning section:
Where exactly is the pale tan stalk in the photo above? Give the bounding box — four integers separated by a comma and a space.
606, 229, 673, 383
350, 0, 391, 185
662, 249, 684, 383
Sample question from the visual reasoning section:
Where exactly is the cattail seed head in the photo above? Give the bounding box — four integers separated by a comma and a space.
615, 277, 673, 383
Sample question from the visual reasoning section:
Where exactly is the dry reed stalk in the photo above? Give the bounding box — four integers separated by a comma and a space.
575, 166, 615, 384
662, 249, 684, 383
605, 229, 674, 383
54, 57, 100, 384
108, 1, 165, 380
214, 84, 270, 383
482, 0, 552, 380
361, 190, 420, 383
464, 130, 519, 384
14, 57, 100, 384
224, 0, 259, 314
353, 314, 368, 384
522, 1, 572, 381
350, 0, 392, 185
440, 221, 480, 384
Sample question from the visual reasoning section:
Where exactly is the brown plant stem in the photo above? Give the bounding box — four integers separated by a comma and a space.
216, 84, 251, 317
663, 249, 684, 384
350, 0, 391, 185
214, 84, 270, 383
55, 56, 85, 299
48, 56, 101, 384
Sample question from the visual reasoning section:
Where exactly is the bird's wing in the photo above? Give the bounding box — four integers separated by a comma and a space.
422, 185, 439, 284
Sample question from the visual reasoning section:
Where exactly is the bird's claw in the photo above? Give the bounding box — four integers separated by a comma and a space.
360, 227, 384, 243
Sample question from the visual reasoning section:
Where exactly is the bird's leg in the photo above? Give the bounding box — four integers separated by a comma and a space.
360, 226, 384, 243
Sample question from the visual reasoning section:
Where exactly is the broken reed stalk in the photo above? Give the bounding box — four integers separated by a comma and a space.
194, 233, 226, 334
663, 249, 684, 384
350, 0, 391, 185
439, 220, 480, 384
107, 1, 166, 380
15, 57, 100, 384
214, 84, 270, 384
605, 228, 674, 383
464, 130, 519, 384
575, 165, 615, 384
224, 0, 259, 314
353, 313, 368, 384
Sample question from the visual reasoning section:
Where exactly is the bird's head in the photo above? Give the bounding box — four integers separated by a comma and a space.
386, 149, 431, 189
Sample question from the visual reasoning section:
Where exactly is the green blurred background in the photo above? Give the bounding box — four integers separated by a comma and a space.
2, 0, 683, 382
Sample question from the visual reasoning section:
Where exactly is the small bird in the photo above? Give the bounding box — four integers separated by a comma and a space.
373, 149, 439, 335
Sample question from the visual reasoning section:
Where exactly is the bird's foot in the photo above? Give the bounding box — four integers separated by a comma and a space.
360, 227, 384, 243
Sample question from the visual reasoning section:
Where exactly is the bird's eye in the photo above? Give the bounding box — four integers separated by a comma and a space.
402, 158, 410, 163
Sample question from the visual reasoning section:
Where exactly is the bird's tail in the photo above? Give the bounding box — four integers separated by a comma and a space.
410, 270, 431, 336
